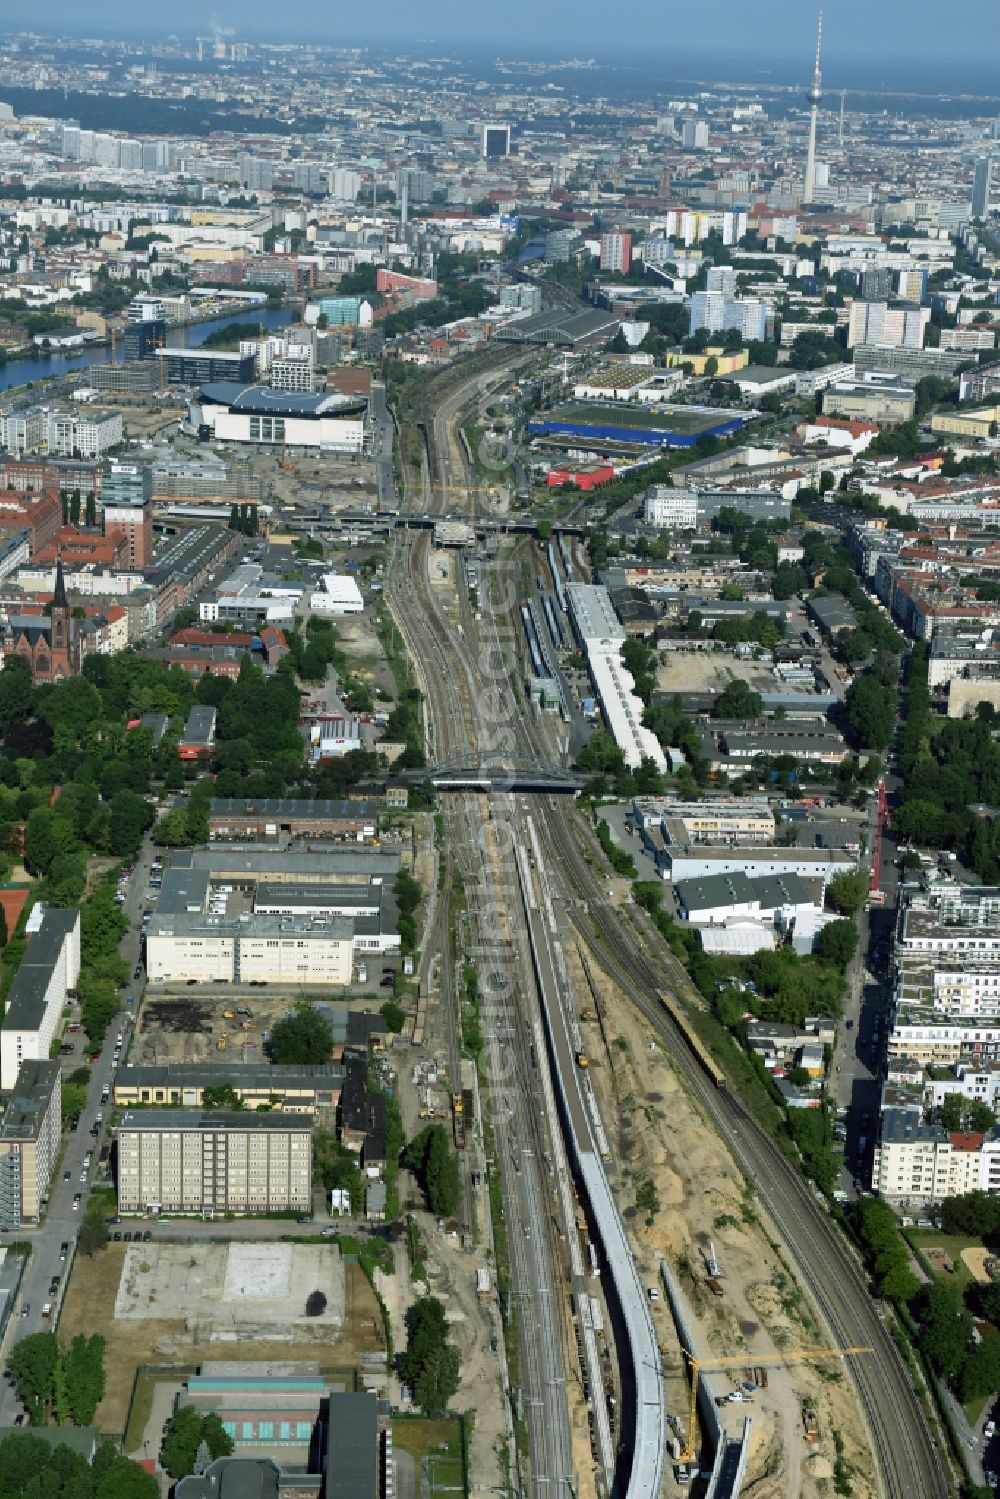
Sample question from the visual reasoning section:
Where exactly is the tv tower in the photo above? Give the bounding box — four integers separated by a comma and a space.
803, 9, 824, 204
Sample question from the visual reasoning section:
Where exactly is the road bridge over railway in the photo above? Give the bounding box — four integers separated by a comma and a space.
429, 762, 583, 793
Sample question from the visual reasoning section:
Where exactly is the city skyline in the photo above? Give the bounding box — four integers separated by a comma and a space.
2, 3, 998, 61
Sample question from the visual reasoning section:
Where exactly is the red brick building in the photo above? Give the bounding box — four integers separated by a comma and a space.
0, 489, 62, 558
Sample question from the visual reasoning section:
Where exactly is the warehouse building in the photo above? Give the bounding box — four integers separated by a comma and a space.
660, 845, 856, 886
115, 1110, 313, 1215
113, 1063, 343, 1112
191, 384, 368, 454
209, 798, 379, 842
566, 583, 666, 771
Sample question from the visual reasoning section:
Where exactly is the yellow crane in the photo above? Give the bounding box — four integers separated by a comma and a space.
677, 1344, 872, 1463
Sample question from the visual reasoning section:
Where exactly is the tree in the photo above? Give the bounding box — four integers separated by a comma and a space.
712, 679, 764, 720
815, 919, 859, 968
400, 1297, 461, 1417
8, 1333, 57, 1425
940, 1094, 997, 1133
826, 870, 870, 916
380, 999, 405, 1033
404, 1123, 461, 1218
0, 1432, 158, 1498
267, 1005, 333, 1065
305, 1290, 327, 1316
916, 1281, 972, 1380
78, 1210, 109, 1258
161, 1408, 233, 1480
61, 1082, 88, 1127
61, 1334, 106, 1424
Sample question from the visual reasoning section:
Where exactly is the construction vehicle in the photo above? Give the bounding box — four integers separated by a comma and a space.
576, 1051, 589, 1068
222, 1010, 236, 1020
676, 1344, 872, 1467
217, 1032, 228, 1052
802, 1407, 819, 1441
452, 1092, 466, 1150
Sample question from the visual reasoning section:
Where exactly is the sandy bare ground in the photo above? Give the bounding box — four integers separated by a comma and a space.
567, 941, 876, 1499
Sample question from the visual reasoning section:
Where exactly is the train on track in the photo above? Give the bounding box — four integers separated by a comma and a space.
658, 991, 727, 1089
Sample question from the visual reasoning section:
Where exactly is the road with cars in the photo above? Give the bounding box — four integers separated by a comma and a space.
0, 826, 158, 1419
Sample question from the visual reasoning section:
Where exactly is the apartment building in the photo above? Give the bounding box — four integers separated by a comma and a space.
873, 1108, 1000, 1202
0, 908, 81, 1091
115, 1111, 313, 1215
0, 1060, 62, 1226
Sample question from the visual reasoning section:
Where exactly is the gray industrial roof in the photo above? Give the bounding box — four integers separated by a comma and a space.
0, 1060, 59, 1140
181, 704, 217, 745
117, 1109, 314, 1133
210, 797, 378, 819
199, 383, 367, 419
155, 867, 211, 916
179, 847, 400, 879
116, 1063, 343, 1091
326, 1392, 378, 1499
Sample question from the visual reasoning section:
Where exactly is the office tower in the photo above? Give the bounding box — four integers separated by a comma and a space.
803, 10, 824, 204
60, 123, 80, 159
102, 462, 154, 568
600, 231, 632, 273
681, 120, 709, 151
482, 124, 511, 159
118, 139, 142, 172
839, 90, 846, 147
399, 172, 408, 228
973, 157, 994, 219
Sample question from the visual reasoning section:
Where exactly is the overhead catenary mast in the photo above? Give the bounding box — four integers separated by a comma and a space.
803, 9, 824, 204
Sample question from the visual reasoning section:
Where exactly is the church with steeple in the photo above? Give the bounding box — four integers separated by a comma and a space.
4, 560, 86, 682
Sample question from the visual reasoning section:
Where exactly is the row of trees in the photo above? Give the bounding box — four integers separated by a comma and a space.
9, 1333, 106, 1427
0, 1432, 157, 1498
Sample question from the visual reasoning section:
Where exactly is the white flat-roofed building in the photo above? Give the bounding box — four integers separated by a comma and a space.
632, 796, 775, 842
0, 909, 80, 1092
661, 845, 855, 886
309, 573, 364, 614
644, 486, 698, 529
567, 582, 665, 770
115, 1110, 313, 1216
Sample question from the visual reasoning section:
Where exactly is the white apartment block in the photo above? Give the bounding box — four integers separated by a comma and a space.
115, 1111, 313, 1215
0, 408, 46, 453
632, 796, 775, 843
270, 354, 315, 393
886, 1019, 1000, 1068
925, 1065, 1000, 1115
644, 485, 698, 528
873, 1107, 1000, 1202
846, 300, 930, 350
0, 1061, 62, 1226
0, 909, 81, 1092
46, 409, 123, 460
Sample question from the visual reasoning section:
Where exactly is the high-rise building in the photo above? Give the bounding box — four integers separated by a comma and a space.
690, 290, 769, 342
681, 119, 709, 151
482, 124, 511, 159
803, 10, 824, 203
239, 155, 273, 193
121, 320, 166, 362
102, 462, 154, 568
706, 266, 738, 297
600, 231, 632, 273
973, 157, 995, 219
897, 268, 929, 304
690, 290, 726, 336
847, 300, 930, 350
327, 168, 364, 202
119, 139, 142, 171
0, 1061, 61, 1228
861, 266, 894, 300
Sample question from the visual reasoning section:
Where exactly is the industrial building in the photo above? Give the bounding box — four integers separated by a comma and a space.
113, 1063, 343, 1113
192, 383, 367, 454
115, 1110, 314, 1215
566, 583, 666, 772
0, 1060, 62, 1226
208, 798, 379, 842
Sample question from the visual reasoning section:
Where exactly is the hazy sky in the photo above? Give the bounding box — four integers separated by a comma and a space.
11, 1, 1000, 60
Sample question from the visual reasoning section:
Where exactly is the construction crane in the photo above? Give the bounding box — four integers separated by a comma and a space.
677, 1344, 872, 1464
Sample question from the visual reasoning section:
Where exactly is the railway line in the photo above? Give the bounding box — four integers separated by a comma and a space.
538, 804, 952, 1499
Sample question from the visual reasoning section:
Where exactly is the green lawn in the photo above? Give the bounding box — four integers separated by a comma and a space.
907, 1231, 984, 1289
393, 1416, 466, 1496
551, 402, 722, 434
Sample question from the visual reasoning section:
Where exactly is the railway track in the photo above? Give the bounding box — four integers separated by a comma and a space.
539, 804, 952, 1499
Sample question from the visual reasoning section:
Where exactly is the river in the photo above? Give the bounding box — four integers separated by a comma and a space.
0, 304, 294, 395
